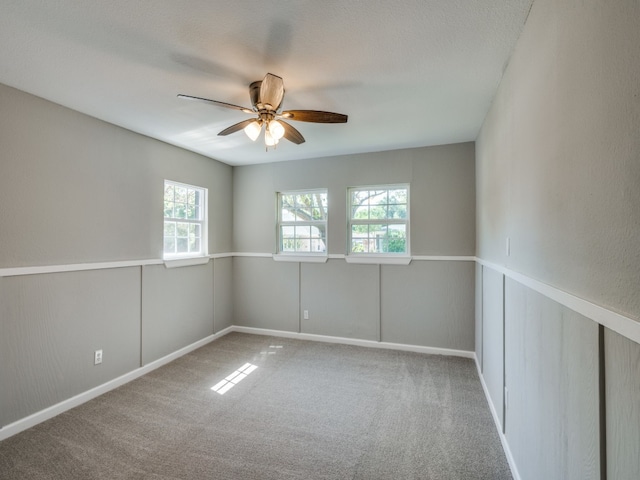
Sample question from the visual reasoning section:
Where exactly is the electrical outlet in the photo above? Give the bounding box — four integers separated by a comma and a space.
94, 349, 103, 365
303, 310, 309, 320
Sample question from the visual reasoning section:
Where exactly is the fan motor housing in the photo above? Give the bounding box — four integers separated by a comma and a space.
249, 81, 262, 108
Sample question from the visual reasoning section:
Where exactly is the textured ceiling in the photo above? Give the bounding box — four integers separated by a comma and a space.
0, 0, 532, 166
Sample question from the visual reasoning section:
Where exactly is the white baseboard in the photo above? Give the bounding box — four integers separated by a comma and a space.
231, 326, 475, 358
0, 326, 234, 442
474, 354, 521, 480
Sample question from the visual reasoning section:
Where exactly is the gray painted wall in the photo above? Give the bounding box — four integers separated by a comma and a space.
474, 263, 483, 370
142, 263, 215, 364
213, 257, 234, 333
481, 267, 504, 430
606, 328, 640, 480
381, 261, 475, 350
504, 278, 599, 480
232, 257, 299, 332
301, 260, 380, 341
0, 268, 141, 426
232, 143, 477, 351
476, 0, 640, 321
0, 83, 233, 428
476, 0, 640, 478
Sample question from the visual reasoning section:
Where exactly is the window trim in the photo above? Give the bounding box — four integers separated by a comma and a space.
276, 188, 329, 257
347, 184, 410, 257
163, 179, 208, 261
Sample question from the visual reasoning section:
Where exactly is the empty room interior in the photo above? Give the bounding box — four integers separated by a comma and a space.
1, 1, 639, 479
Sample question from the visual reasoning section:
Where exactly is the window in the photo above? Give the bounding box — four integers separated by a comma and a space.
277, 190, 328, 254
348, 185, 409, 254
163, 180, 207, 258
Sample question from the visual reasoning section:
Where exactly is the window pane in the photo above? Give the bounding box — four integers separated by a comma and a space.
189, 223, 201, 237
282, 194, 295, 209
352, 206, 369, 220
187, 204, 196, 219
311, 238, 326, 252
296, 208, 311, 222
295, 225, 311, 238
311, 193, 327, 209
176, 223, 189, 237
164, 222, 176, 236
311, 208, 324, 220
296, 194, 311, 207
390, 204, 407, 219
281, 207, 296, 221
175, 187, 187, 203
369, 224, 385, 235
281, 225, 295, 239
369, 190, 388, 206
351, 224, 368, 237
370, 225, 386, 253
351, 239, 367, 253
310, 225, 324, 239
164, 184, 174, 202
388, 225, 407, 253
189, 237, 200, 253
369, 205, 388, 220
187, 189, 196, 205
352, 190, 370, 206
164, 201, 174, 218
177, 237, 188, 253
282, 238, 296, 252
389, 189, 407, 204
174, 203, 186, 219
164, 237, 176, 254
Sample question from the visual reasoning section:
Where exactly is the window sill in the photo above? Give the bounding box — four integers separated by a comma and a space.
163, 256, 210, 269
344, 255, 412, 265
272, 254, 329, 263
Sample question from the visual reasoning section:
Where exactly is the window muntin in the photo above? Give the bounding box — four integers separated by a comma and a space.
348, 185, 409, 254
278, 190, 328, 254
164, 180, 207, 258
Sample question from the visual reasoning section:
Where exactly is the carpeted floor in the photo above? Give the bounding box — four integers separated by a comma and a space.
0, 332, 512, 479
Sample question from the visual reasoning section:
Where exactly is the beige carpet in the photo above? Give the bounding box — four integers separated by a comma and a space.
0, 332, 512, 479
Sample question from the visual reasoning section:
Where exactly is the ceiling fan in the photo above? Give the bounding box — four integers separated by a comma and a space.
178, 73, 348, 149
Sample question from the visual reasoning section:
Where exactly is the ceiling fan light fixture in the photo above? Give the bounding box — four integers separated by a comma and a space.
268, 120, 285, 141
244, 120, 262, 141
264, 129, 279, 147
179, 72, 347, 150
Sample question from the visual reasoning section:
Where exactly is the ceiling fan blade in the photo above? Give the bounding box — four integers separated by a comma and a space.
280, 110, 348, 123
177, 94, 254, 114
279, 120, 306, 144
218, 119, 257, 136
259, 73, 285, 110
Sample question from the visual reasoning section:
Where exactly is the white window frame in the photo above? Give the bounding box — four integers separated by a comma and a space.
276, 189, 328, 259
163, 180, 208, 260
347, 184, 410, 260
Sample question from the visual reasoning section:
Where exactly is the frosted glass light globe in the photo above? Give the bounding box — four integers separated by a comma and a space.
268, 120, 285, 140
243, 120, 262, 141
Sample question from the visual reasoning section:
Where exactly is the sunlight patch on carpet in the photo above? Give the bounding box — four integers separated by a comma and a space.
211, 363, 258, 395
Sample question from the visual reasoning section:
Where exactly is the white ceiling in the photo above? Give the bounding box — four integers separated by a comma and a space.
0, 0, 532, 166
